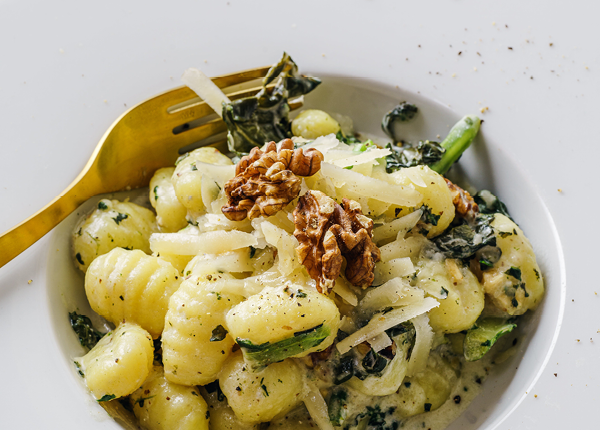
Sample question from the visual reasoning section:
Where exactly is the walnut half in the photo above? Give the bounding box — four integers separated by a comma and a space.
293, 190, 381, 294
445, 178, 479, 221
221, 139, 323, 221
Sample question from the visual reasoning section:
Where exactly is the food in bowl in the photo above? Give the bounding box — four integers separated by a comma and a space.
68, 54, 544, 430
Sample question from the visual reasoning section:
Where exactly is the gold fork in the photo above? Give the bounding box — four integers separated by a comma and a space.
0, 65, 300, 269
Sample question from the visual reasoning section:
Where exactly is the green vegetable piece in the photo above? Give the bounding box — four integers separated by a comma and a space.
464, 318, 517, 362
385, 140, 445, 173
210, 325, 228, 342
429, 114, 481, 175
381, 101, 418, 141
97, 394, 116, 402
328, 388, 349, 426
223, 52, 321, 154
474, 190, 513, 221
431, 214, 496, 259
69, 311, 105, 350
236, 323, 330, 371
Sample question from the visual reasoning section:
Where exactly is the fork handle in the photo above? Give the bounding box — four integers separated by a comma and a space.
0, 178, 94, 269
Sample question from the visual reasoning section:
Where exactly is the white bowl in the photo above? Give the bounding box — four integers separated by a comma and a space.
46, 76, 565, 429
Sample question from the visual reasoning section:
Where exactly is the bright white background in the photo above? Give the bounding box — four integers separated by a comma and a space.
0, 1, 597, 428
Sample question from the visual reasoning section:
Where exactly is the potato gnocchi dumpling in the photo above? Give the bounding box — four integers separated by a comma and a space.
172, 147, 233, 214
385, 166, 455, 238
481, 214, 544, 315
130, 366, 209, 430
149, 167, 188, 232
203, 385, 258, 430
226, 285, 341, 356
219, 352, 304, 424
72, 199, 157, 271
85, 248, 181, 338
416, 258, 485, 333
78, 323, 153, 401
291, 109, 341, 139
161, 274, 244, 386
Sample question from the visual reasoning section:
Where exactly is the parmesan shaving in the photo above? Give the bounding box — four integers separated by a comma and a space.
332, 278, 358, 306
181, 68, 230, 118
359, 278, 424, 311
336, 297, 439, 354
372, 209, 423, 243
379, 236, 427, 262
406, 313, 435, 376
258, 221, 299, 276
374, 257, 415, 285
330, 147, 391, 168
303, 381, 335, 430
320, 162, 422, 207
367, 332, 392, 352
149, 230, 257, 255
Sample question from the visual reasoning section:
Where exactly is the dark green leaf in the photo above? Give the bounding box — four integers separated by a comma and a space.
431, 214, 497, 260
333, 355, 355, 385
97, 201, 108, 210
153, 186, 159, 201
381, 102, 418, 141
385, 141, 445, 173
474, 190, 513, 220
420, 204, 441, 226
69, 311, 105, 350
362, 349, 389, 374
505, 266, 522, 281
98, 394, 116, 403
75, 252, 85, 266
223, 52, 321, 154
328, 388, 349, 426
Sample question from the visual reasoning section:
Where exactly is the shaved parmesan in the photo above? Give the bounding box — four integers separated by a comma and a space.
367, 332, 392, 352
406, 313, 435, 376
359, 277, 424, 311
372, 209, 423, 243
150, 230, 257, 255
303, 381, 335, 430
258, 221, 299, 276
379, 236, 427, 262
330, 148, 391, 168
374, 257, 415, 285
320, 162, 422, 207
181, 68, 230, 118
332, 278, 358, 306
336, 297, 439, 354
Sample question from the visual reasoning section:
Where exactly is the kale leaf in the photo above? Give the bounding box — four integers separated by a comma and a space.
431, 214, 497, 260
381, 101, 418, 141
385, 141, 445, 173
223, 52, 321, 154
474, 190, 513, 220
69, 311, 105, 350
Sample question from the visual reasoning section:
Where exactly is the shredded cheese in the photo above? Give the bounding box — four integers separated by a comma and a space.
406, 313, 435, 376
149, 230, 257, 255
336, 297, 439, 354
181, 68, 230, 118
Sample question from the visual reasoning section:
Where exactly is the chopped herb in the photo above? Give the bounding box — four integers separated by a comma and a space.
69, 311, 104, 350
441, 287, 449, 298
498, 231, 513, 238
511, 298, 519, 307
205, 411, 210, 420
429, 214, 497, 260
153, 186, 159, 201
75, 252, 85, 266
210, 325, 228, 342
464, 318, 517, 361
479, 258, 494, 271
133, 395, 156, 407
112, 213, 128, 225
175, 153, 190, 165
249, 246, 257, 258
424, 403, 432, 412
98, 394, 116, 403
505, 266, 522, 281
191, 163, 198, 171
261, 384, 269, 397
534, 268, 540, 280
404, 382, 411, 388
420, 205, 441, 226
328, 388, 349, 426
296, 290, 307, 298
211, 291, 222, 300
333, 355, 354, 385
474, 190, 513, 220
97, 201, 108, 210
336, 130, 362, 145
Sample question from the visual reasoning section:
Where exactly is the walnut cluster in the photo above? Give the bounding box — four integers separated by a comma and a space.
293, 190, 381, 294
221, 139, 323, 221
445, 178, 479, 220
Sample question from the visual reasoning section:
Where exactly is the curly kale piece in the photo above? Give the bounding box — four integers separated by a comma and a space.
223, 52, 321, 154
381, 101, 418, 141
430, 214, 497, 260
385, 141, 446, 173
474, 190, 513, 221
69, 311, 105, 350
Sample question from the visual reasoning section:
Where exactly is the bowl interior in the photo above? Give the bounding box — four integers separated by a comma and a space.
47, 77, 565, 429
